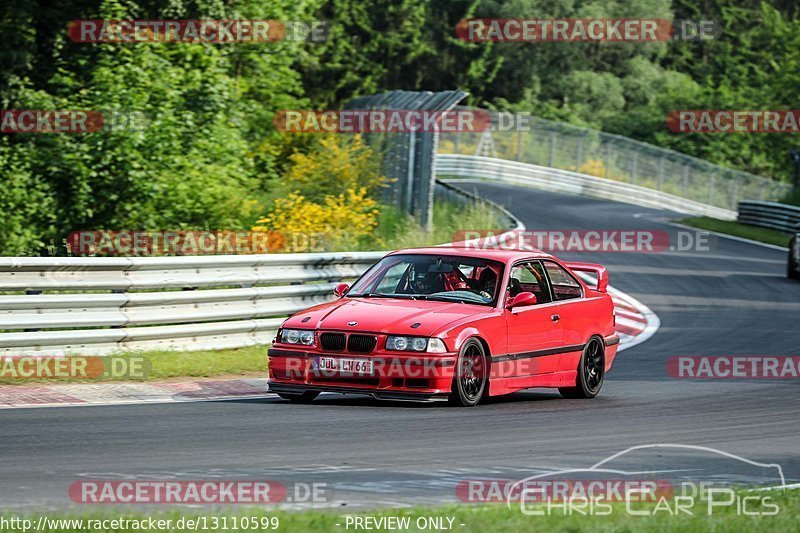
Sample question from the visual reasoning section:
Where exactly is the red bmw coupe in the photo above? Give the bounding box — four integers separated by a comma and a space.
268, 247, 619, 406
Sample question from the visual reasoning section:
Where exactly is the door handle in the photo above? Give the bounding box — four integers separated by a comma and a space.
550, 314, 560, 322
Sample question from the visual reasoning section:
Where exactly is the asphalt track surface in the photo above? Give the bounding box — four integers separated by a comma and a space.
1, 182, 799, 510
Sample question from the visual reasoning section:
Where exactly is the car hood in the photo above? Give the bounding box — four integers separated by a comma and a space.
282, 297, 491, 337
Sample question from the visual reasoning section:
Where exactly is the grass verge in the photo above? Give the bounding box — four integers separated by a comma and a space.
2, 490, 798, 532
679, 216, 792, 248
0, 346, 267, 386
367, 200, 506, 251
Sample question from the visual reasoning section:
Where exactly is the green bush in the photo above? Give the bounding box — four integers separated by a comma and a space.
780, 188, 800, 207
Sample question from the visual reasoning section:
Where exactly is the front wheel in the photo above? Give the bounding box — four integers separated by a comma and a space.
276, 391, 320, 403
559, 337, 605, 399
450, 339, 488, 407
788, 238, 799, 280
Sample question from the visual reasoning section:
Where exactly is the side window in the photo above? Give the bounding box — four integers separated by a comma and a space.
376, 262, 409, 293
544, 262, 582, 301
509, 261, 551, 304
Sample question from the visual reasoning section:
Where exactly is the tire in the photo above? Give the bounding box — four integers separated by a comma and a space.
559, 337, 605, 399
276, 391, 320, 403
788, 238, 799, 280
449, 339, 488, 407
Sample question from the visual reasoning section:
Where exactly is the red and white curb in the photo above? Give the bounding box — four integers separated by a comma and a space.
609, 286, 660, 352
573, 271, 660, 352
0, 378, 272, 409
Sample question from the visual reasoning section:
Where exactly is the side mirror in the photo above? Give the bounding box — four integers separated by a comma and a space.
333, 283, 350, 298
506, 291, 537, 309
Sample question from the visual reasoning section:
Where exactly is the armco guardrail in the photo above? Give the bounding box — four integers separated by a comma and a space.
738, 201, 800, 234
0, 253, 383, 356
440, 112, 792, 210
435, 153, 738, 221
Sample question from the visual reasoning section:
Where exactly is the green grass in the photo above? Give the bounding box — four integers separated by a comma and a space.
680, 216, 792, 248
315, 200, 506, 252
3, 490, 799, 532
371, 201, 505, 251
0, 346, 267, 385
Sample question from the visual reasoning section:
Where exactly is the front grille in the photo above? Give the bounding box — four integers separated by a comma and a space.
347, 334, 377, 354
320, 332, 346, 351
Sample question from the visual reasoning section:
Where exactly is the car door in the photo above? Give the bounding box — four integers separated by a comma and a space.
541, 260, 593, 371
503, 260, 563, 377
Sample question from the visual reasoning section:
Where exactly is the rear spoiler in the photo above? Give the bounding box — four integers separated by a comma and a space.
564, 262, 608, 293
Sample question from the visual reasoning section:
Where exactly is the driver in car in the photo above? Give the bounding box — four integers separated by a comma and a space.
413, 268, 445, 294
477, 267, 496, 299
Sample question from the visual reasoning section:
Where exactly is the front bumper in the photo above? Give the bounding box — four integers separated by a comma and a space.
268, 382, 450, 402
267, 347, 457, 399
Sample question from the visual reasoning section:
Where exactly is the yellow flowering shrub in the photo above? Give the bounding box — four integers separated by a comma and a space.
252, 134, 387, 252
578, 158, 607, 177
283, 134, 386, 203
253, 188, 379, 252
576, 159, 630, 182
438, 139, 456, 154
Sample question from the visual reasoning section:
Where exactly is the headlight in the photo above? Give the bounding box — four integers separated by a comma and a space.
427, 338, 447, 353
386, 336, 447, 353
281, 329, 315, 346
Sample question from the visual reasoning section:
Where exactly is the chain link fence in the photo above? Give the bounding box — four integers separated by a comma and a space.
345, 90, 467, 228
438, 112, 792, 212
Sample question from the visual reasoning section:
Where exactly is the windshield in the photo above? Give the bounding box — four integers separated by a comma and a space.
347, 254, 505, 305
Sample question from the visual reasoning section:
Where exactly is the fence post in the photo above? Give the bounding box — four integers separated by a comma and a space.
406, 130, 416, 214
730, 177, 739, 210
575, 133, 585, 171
454, 134, 460, 155
515, 131, 523, 161
657, 156, 665, 191
682, 164, 690, 198
707, 173, 716, 205
604, 141, 612, 178
548, 132, 556, 167
631, 150, 638, 185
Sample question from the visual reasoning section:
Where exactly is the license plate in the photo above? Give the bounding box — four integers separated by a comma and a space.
314, 356, 373, 375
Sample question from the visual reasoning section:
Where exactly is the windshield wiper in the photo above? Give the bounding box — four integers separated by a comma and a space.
417, 294, 489, 304
415, 294, 466, 303
348, 292, 416, 299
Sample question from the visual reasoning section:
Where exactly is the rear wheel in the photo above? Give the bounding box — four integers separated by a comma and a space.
450, 339, 488, 407
788, 237, 799, 280
559, 337, 604, 399
276, 391, 320, 403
